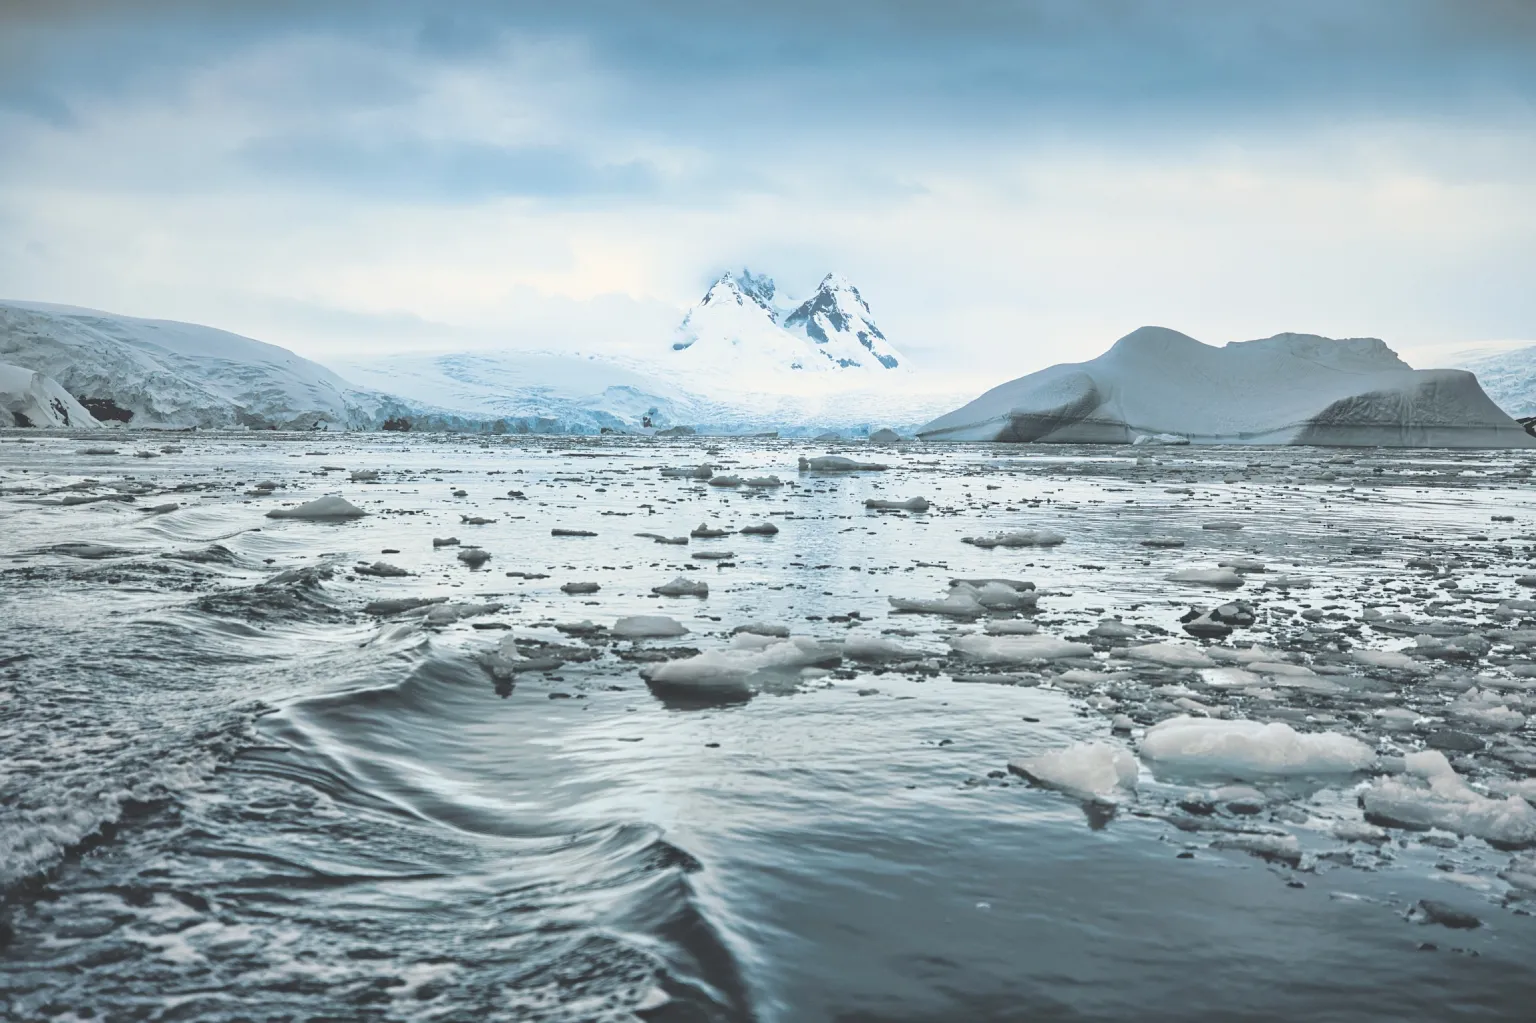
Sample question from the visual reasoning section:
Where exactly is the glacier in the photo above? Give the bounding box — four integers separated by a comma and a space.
0, 301, 410, 430
918, 326, 1535, 448
0, 361, 100, 428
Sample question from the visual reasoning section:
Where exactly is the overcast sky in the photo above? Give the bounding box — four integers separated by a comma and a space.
1, 0, 1533, 376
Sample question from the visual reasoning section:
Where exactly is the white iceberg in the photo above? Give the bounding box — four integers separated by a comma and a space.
917, 326, 1535, 448
1141, 716, 1375, 777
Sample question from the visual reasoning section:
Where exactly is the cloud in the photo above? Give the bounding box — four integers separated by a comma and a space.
0, 1, 1533, 377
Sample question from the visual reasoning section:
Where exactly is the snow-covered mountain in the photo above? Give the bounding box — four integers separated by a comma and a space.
0, 362, 100, 428
919, 326, 1534, 448
0, 301, 410, 429
671, 270, 905, 376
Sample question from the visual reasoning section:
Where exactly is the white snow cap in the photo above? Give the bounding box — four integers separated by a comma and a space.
671, 269, 905, 375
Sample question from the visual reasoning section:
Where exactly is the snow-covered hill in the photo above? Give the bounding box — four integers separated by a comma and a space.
0, 301, 410, 429
0, 362, 100, 428
919, 326, 1535, 448
670, 270, 906, 378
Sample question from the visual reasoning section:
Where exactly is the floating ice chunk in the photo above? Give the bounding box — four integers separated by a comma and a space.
1141, 537, 1185, 548
798, 455, 887, 472
963, 530, 1065, 549
349, 469, 379, 481
1363, 751, 1536, 848
365, 596, 447, 616
740, 521, 779, 535
265, 495, 366, 520
1124, 643, 1215, 668
1089, 619, 1140, 640
844, 635, 928, 661
643, 636, 842, 702
1201, 520, 1245, 531
636, 532, 690, 545
869, 428, 902, 445
432, 536, 460, 547
457, 548, 491, 568
1141, 716, 1375, 777
561, 581, 601, 594
865, 497, 930, 512
743, 476, 783, 488
355, 561, 410, 577
423, 601, 503, 626
1210, 833, 1301, 866
1450, 687, 1527, 731
613, 615, 688, 638
733, 622, 791, 638
1008, 743, 1139, 804
660, 465, 713, 479
985, 620, 1040, 635
551, 528, 597, 538
653, 576, 708, 597
1133, 432, 1190, 446
889, 592, 985, 618
1262, 575, 1314, 590
692, 551, 735, 561
708, 475, 743, 488
959, 581, 1038, 609
1217, 558, 1266, 573
691, 523, 730, 538
1166, 567, 1245, 589
1352, 649, 1430, 674
460, 515, 496, 525
950, 634, 1092, 663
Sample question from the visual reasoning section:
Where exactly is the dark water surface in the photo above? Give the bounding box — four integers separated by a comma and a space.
3, 433, 1535, 1022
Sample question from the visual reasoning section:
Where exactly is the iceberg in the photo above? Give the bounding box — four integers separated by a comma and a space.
918, 326, 1535, 448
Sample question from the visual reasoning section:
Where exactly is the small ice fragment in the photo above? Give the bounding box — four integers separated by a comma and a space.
355, 561, 410, 577
265, 496, 366, 520
1141, 716, 1375, 777
457, 548, 491, 568
963, 530, 1065, 549
950, 634, 1092, 663
798, 455, 888, 472
613, 615, 689, 638
1008, 742, 1138, 804
1124, 643, 1215, 668
865, 497, 930, 512
349, 469, 379, 481
551, 528, 597, 537
1166, 567, 1245, 589
433, 536, 460, 547
741, 521, 779, 535
561, 581, 601, 594
653, 576, 708, 597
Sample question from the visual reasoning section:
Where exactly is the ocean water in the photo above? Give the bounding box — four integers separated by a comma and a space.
3, 432, 1536, 1022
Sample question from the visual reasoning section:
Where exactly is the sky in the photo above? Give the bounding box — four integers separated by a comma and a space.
1, 0, 1534, 379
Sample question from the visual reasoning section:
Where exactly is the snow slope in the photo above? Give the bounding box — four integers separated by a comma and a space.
0, 362, 99, 428
0, 301, 409, 429
784, 273, 903, 370
918, 326, 1535, 448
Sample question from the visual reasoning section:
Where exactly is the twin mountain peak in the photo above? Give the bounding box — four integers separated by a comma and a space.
672, 269, 904, 373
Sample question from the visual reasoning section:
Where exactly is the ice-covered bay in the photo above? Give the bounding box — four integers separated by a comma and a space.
4, 432, 1536, 1021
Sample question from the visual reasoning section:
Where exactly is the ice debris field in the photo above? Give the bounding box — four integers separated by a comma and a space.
6, 430, 1536, 1019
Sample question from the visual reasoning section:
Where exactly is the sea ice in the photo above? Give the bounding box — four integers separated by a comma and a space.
1363, 751, 1536, 848
1008, 742, 1139, 804
613, 615, 689, 639
950, 634, 1092, 663
653, 576, 709, 597
265, 495, 366, 520
1141, 717, 1375, 777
